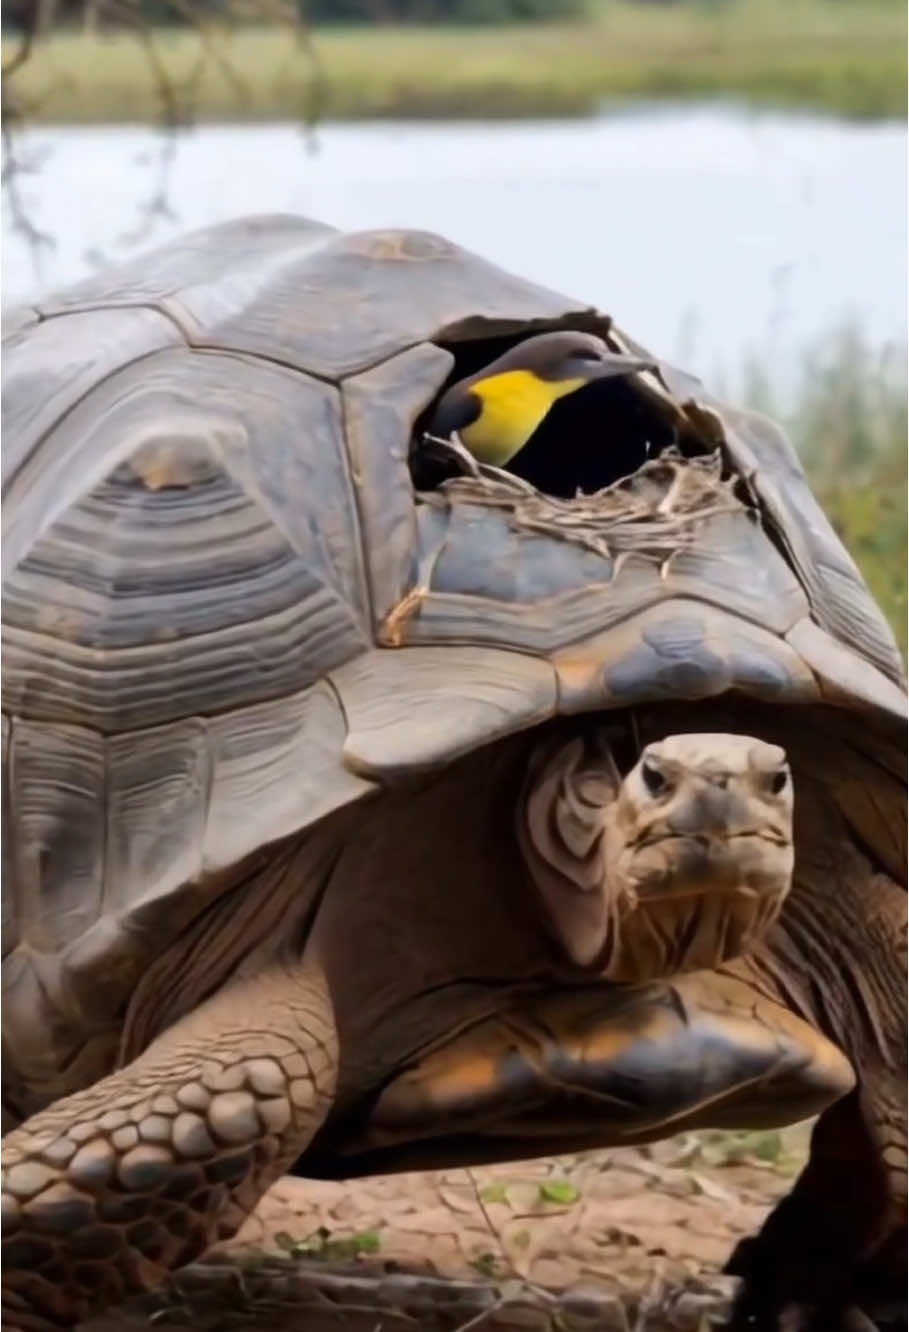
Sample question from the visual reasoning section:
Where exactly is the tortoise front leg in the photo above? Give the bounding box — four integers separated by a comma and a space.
725, 1087, 905, 1332
1, 958, 337, 1331
724, 868, 907, 1332
327, 970, 854, 1173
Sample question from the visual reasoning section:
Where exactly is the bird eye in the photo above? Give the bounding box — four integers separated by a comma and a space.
641, 759, 669, 796
769, 770, 788, 795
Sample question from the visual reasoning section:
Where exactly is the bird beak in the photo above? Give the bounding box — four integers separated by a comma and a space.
564, 352, 656, 384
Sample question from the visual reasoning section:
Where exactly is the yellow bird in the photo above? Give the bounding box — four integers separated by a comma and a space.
428, 330, 647, 468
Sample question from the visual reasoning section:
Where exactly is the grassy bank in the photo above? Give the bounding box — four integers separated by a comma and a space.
4, 0, 906, 124
745, 330, 907, 658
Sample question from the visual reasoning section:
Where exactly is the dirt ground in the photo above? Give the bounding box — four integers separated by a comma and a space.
84, 1125, 812, 1332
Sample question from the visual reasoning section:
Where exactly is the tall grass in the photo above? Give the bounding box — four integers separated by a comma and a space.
744, 329, 907, 657
3, 0, 905, 124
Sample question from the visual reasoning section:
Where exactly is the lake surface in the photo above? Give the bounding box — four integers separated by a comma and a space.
3, 106, 905, 393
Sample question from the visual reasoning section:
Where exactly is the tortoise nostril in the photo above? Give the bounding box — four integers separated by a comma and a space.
769, 770, 789, 795
641, 758, 670, 797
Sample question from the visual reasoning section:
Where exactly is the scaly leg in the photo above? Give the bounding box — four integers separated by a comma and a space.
724, 865, 907, 1332
2, 959, 337, 1330
309, 969, 855, 1177
725, 1083, 906, 1332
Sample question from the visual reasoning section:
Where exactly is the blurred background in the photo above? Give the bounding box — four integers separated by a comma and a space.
2, 0, 906, 649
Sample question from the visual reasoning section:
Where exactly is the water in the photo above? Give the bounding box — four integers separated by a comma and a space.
3, 106, 906, 392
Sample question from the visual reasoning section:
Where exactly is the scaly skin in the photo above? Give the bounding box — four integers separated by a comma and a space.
1, 722, 902, 1330
725, 1089, 905, 1332
323, 970, 856, 1172
1, 962, 337, 1331
722, 867, 907, 1330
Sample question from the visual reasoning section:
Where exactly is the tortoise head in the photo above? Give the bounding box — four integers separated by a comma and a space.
519, 729, 794, 980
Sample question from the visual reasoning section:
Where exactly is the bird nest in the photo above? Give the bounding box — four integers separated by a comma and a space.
416, 445, 755, 571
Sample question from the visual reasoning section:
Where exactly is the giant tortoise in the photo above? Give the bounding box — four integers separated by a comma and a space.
2, 215, 906, 1332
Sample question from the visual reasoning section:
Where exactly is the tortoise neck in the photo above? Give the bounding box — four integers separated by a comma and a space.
745, 840, 905, 1075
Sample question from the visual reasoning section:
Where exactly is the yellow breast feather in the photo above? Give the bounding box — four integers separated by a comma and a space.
460, 370, 585, 466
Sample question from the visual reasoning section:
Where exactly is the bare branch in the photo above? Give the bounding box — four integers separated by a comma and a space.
1, 0, 318, 278
1, 117, 56, 268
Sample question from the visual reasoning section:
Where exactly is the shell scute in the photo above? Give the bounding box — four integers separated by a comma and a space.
2, 215, 904, 1117
4, 349, 371, 734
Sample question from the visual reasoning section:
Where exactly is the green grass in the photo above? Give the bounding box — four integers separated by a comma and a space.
4, 0, 906, 124
273, 1226, 382, 1260
744, 329, 907, 659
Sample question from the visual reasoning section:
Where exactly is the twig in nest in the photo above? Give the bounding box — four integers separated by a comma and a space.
420, 448, 746, 569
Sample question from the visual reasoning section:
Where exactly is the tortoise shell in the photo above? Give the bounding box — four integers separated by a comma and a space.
2, 214, 904, 1116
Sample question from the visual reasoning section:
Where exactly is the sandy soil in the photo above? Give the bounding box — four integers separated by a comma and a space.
83, 1126, 811, 1332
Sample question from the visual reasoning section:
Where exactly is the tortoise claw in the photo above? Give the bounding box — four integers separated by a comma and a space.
723, 1233, 903, 1332
724, 1297, 883, 1332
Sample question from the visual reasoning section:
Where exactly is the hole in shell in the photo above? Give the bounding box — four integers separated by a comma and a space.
410, 323, 715, 498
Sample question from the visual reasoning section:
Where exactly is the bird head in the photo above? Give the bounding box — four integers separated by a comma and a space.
426, 330, 652, 470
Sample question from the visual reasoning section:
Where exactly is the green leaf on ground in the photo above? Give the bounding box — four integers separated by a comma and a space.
538, 1180, 580, 1205
273, 1226, 382, 1261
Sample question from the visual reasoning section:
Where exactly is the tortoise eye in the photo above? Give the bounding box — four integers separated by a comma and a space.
641, 759, 669, 796
768, 770, 789, 795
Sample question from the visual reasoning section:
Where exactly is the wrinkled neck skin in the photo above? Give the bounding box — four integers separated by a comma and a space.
730, 785, 906, 1076
633, 701, 906, 1077
725, 771, 907, 1233
513, 705, 904, 1078
518, 727, 793, 982
516, 730, 623, 969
